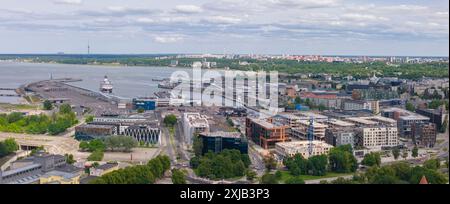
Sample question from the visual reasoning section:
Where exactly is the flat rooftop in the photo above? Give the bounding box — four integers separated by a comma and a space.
367, 116, 397, 123
276, 140, 333, 149
296, 112, 328, 120
325, 119, 355, 127
297, 120, 328, 128
345, 117, 378, 125
199, 131, 242, 139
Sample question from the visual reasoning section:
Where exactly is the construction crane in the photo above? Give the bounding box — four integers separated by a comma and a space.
307, 116, 315, 156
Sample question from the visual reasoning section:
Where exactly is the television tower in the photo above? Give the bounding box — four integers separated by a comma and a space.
307, 117, 315, 156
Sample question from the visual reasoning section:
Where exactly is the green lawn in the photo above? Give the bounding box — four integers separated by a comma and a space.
0, 103, 39, 110
279, 170, 353, 182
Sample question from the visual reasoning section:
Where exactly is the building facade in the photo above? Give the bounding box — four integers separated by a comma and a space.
246, 117, 289, 149
183, 113, 210, 145
412, 122, 437, 148
199, 131, 248, 155
123, 125, 161, 145
275, 141, 333, 159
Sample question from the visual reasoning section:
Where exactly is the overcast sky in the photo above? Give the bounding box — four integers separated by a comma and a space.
0, 0, 448, 56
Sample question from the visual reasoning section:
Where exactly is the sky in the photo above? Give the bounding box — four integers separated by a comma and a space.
0, 0, 448, 56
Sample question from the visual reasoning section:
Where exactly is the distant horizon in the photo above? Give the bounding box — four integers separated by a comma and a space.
0, 53, 448, 58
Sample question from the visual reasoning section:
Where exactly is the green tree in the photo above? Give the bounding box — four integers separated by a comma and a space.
329, 147, 358, 173
0, 138, 19, 157
59, 103, 72, 114
88, 139, 106, 152
171, 169, 187, 184
264, 155, 277, 171
163, 114, 177, 127
402, 150, 408, 160
260, 173, 279, 184
423, 158, 440, 170
308, 155, 328, 176
65, 154, 76, 164
43, 100, 53, 110
137, 108, 145, 113
285, 176, 305, 184
85, 115, 94, 123
87, 150, 104, 161
285, 154, 308, 176
405, 102, 415, 112
193, 135, 203, 157
409, 166, 447, 184
361, 152, 381, 167
104, 136, 137, 152
79, 141, 89, 151
392, 148, 400, 160
246, 170, 257, 182
412, 146, 419, 158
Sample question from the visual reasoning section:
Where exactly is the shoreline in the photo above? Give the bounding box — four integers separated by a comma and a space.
0, 60, 230, 72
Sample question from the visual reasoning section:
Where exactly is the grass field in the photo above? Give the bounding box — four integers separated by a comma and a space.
279, 170, 353, 182
0, 103, 39, 110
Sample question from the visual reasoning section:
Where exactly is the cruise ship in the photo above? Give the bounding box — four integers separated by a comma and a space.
100, 75, 113, 93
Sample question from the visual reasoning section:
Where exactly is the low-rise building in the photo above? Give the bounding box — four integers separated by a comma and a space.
275, 141, 333, 159
39, 170, 82, 184
0, 152, 82, 184
75, 124, 117, 140
124, 125, 161, 145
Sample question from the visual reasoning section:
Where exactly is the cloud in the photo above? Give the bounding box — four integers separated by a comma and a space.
154, 35, 184, 43
53, 0, 83, 5
268, 0, 339, 9
78, 6, 158, 17
341, 13, 389, 22
205, 16, 242, 24
174, 5, 203, 14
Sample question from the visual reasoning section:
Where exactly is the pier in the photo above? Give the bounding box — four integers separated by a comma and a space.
24, 79, 127, 116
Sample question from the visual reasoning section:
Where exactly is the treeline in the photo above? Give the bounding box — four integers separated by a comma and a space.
321, 159, 448, 184
284, 145, 358, 177
79, 136, 138, 153
89, 155, 171, 184
0, 104, 78, 135
3, 54, 448, 79
190, 149, 251, 180
0, 138, 19, 158
79, 136, 138, 162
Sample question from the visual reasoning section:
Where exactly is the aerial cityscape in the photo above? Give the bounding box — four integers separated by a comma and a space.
0, 0, 448, 188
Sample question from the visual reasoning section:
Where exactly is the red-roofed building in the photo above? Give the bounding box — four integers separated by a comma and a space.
300, 92, 341, 109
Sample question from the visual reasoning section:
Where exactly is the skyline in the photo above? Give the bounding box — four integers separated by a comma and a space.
0, 0, 448, 56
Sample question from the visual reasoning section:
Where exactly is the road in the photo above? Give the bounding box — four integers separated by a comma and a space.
155, 109, 177, 164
